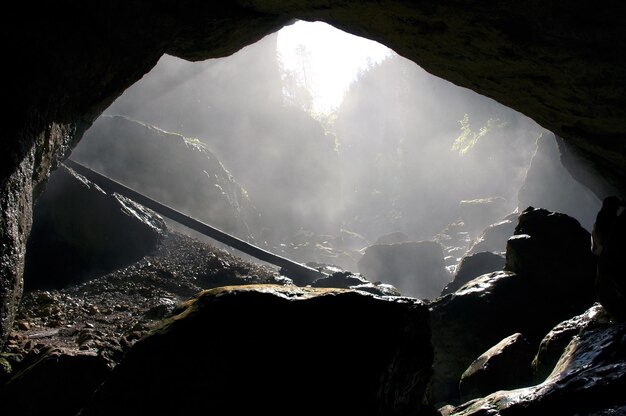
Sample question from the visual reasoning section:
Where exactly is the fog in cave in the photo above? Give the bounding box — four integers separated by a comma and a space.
67, 21, 601, 297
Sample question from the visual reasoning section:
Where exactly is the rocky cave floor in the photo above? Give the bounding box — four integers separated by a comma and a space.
2, 230, 290, 375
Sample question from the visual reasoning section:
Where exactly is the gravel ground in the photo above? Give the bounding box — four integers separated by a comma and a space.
2, 230, 291, 373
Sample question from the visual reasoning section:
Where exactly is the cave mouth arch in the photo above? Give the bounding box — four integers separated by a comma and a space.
24, 21, 600, 297
3, 2, 625, 352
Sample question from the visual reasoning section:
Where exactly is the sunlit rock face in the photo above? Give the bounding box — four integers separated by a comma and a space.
78, 285, 434, 415
24, 164, 167, 290
2, 0, 625, 349
71, 115, 261, 243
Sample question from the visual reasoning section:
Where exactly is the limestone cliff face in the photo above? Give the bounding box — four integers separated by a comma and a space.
1, 0, 625, 348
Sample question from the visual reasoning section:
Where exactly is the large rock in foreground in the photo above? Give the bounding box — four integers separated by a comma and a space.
0, 349, 112, 416
79, 285, 434, 415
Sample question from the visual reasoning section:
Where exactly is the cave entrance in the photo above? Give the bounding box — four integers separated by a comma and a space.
26, 21, 599, 298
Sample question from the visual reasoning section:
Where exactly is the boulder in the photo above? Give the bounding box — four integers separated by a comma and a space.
532, 303, 612, 381
431, 208, 597, 405
443, 321, 626, 415
78, 285, 434, 415
441, 251, 505, 296
459, 333, 534, 402
505, 207, 597, 316
0, 349, 112, 416
430, 271, 534, 405
358, 241, 450, 299
466, 213, 517, 256
24, 165, 167, 290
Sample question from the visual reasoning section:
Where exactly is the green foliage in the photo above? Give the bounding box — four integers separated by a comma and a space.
0, 356, 11, 378
277, 44, 315, 112
451, 114, 508, 155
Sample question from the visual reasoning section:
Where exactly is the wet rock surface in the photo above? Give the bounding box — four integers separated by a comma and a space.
431, 271, 531, 404
459, 333, 534, 402
532, 303, 612, 382
78, 285, 434, 416
443, 318, 626, 416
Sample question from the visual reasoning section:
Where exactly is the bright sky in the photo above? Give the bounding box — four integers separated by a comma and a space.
277, 21, 392, 113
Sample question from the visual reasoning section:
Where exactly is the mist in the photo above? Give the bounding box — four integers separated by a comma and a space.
68, 23, 600, 298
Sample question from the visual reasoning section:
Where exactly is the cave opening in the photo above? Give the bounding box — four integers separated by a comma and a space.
24, 21, 600, 298
4, 7, 625, 414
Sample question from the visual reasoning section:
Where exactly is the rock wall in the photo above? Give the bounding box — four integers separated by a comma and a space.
2, 0, 626, 348
518, 133, 601, 230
